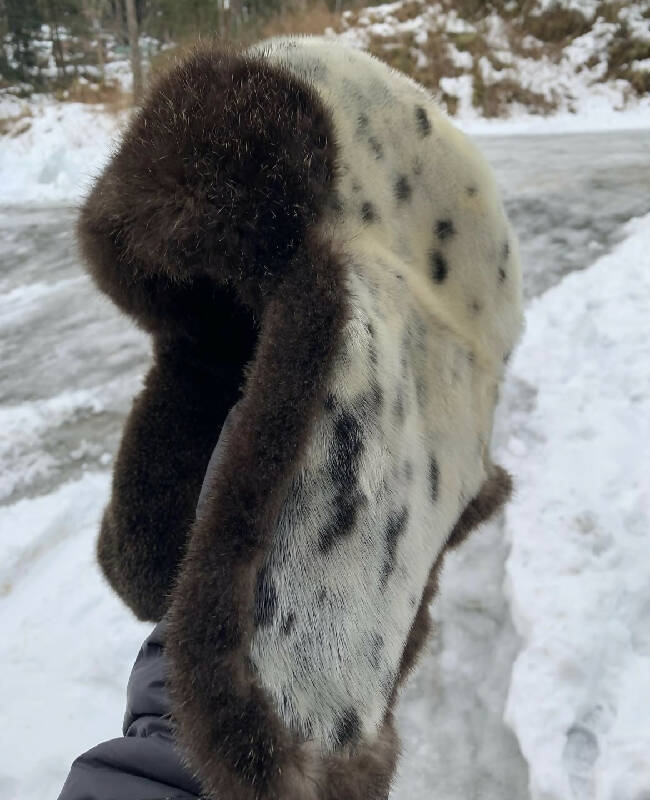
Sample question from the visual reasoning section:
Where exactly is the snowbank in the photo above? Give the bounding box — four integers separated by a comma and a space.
500, 214, 650, 799
458, 106, 650, 138
0, 97, 125, 206
0, 473, 150, 800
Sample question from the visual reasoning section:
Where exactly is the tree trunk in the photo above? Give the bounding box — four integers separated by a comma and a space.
96, 32, 104, 79
229, 0, 242, 36
82, 0, 106, 81
45, 0, 66, 81
217, 0, 224, 37
50, 22, 65, 80
124, 0, 142, 102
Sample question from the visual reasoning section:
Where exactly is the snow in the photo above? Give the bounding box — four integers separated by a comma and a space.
458, 106, 650, 137
0, 97, 127, 206
0, 473, 150, 800
499, 213, 650, 800
392, 512, 529, 799
0, 380, 135, 503
536, 0, 598, 13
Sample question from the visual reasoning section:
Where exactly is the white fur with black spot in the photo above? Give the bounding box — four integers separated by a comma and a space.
247, 35, 524, 753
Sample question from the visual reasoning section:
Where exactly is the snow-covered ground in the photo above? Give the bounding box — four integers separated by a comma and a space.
0, 474, 151, 800
1, 122, 649, 799
500, 214, 650, 800
0, 96, 127, 206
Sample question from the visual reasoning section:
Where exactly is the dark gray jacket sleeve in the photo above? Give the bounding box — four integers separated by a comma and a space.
57, 619, 202, 800
57, 401, 242, 800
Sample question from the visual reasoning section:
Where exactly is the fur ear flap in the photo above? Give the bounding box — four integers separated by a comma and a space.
97, 339, 249, 622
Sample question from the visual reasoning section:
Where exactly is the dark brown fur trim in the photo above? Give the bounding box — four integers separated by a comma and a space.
97, 335, 253, 621
393, 465, 513, 692
390, 546, 446, 706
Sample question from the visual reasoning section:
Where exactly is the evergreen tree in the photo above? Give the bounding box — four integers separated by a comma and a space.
4, 0, 44, 81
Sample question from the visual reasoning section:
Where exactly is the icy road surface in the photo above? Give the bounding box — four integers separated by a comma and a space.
1, 128, 649, 800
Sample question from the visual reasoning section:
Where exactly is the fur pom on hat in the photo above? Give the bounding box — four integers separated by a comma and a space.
78, 35, 523, 800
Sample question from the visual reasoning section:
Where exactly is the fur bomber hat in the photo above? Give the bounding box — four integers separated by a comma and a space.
78, 34, 524, 800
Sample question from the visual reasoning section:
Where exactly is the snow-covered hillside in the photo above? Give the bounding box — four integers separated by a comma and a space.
333, 0, 650, 130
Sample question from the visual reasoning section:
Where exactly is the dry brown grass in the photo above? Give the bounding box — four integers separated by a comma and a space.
440, 90, 459, 115
506, 26, 547, 60
440, 0, 537, 22
347, 11, 467, 115
258, 1, 345, 39
54, 78, 132, 112
594, 2, 624, 24
367, 31, 420, 78
442, 0, 500, 21
366, 27, 463, 113
606, 27, 650, 73
417, 33, 466, 91
448, 28, 508, 70
471, 62, 555, 117
360, 0, 462, 96
604, 25, 650, 95
445, 0, 489, 20
626, 69, 650, 95
521, 4, 591, 43
0, 106, 33, 137
32, 0, 642, 126
258, 0, 564, 119
389, 0, 426, 23
144, 2, 345, 67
